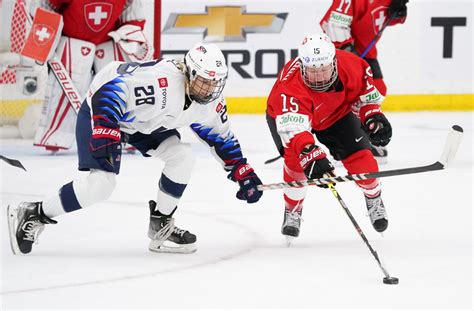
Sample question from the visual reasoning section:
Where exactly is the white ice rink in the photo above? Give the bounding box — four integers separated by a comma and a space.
1, 112, 472, 310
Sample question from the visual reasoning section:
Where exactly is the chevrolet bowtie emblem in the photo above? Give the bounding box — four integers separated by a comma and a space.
163, 6, 288, 42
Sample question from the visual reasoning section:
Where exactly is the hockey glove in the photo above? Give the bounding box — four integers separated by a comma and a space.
388, 0, 408, 18
90, 120, 122, 174
364, 114, 392, 147
299, 145, 335, 188
228, 163, 263, 204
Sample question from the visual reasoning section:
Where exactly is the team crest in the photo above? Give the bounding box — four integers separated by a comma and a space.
81, 46, 91, 56
370, 6, 388, 33
95, 49, 104, 59
32, 24, 55, 46
84, 3, 113, 32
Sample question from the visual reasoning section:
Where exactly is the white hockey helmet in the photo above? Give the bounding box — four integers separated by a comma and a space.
298, 33, 338, 92
185, 43, 228, 104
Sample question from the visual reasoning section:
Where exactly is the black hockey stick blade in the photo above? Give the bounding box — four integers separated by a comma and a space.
0, 155, 26, 171
264, 155, 282, 165
258, 125, 463, 191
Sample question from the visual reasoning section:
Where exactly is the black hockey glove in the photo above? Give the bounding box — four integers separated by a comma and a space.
388, 0, 408, 18
299, 145, 335, 188
364, 114, 392, 147
228, 162, 263, 204
90, 119, 122, 174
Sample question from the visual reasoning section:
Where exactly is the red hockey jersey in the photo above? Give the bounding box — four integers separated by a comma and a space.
47, 0, 145, 45
320, 0, 406, 59
266, 50, 384, 154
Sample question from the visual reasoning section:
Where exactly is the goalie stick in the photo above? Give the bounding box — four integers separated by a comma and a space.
18, 0, 82, 113
258, 125, 464, 191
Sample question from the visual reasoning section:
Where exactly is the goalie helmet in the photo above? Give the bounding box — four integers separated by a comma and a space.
298, 33, 338, 92
185, 43, 228, 104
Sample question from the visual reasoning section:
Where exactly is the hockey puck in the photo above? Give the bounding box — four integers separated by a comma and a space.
383, 276, 399, 285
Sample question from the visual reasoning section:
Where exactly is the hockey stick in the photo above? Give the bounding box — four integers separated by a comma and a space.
264, 154, 282, 165
258, 125, 463, 191
18, 0, 82, 113
0, 155, 27, 171
327, 184, 398, 284
360, 15, 396, 58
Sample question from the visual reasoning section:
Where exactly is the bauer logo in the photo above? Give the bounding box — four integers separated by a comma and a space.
163, 6, 288, 42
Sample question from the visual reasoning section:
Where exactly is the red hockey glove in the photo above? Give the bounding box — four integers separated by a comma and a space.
90, 119, 122, 174
228, 162, 263, 204
299, 145, 334, 188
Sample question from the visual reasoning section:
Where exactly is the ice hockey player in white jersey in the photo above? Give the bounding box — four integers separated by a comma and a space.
7, 43, 264, 255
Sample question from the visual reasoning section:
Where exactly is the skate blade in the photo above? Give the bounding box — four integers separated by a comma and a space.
6, 205, 21, 255
285, 236, 294, 247
148, 240, 197, 254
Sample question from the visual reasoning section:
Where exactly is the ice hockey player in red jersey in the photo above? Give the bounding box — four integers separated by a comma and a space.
266, 33, 392, 243
320, 0, 408, 161
31, 0, 153, 152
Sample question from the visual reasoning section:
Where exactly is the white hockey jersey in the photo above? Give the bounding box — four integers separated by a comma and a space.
85, 59, 245, 170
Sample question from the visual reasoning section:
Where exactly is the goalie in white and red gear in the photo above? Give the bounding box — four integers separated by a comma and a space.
31, 0, 153, 152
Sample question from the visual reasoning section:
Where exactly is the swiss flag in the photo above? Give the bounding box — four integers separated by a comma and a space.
370, 7, 388, 33
81, 46, 92, 56
84, 3, 113, 32
32, 24, 54, 46
21, 8, 62, 64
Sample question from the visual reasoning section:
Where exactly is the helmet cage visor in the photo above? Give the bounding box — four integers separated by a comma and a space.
189, 73, 227, 104
300, 58, 338, 92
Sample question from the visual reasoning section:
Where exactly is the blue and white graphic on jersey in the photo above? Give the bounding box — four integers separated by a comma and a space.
91, 77, 135, 123
191, 123, 244, 166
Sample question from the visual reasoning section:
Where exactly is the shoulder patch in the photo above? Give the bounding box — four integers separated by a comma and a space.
329, 11, 353, 26
276, 112, 310, 133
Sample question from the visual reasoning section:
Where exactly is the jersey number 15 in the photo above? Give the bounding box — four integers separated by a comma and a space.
281, 94, 299, 112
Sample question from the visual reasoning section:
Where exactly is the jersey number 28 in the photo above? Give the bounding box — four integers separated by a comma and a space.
134, 86, 155, 106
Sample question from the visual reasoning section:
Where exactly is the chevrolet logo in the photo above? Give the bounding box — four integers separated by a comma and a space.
163, 6, 288, 42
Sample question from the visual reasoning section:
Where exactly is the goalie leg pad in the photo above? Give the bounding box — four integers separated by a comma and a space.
34, 37, 95, 150
93, 41, 125, 72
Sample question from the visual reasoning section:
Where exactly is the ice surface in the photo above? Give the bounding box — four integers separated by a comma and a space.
1, 112, 472, 310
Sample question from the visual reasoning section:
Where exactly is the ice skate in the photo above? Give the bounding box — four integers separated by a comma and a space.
148, 201, 197, 254
365, 193, 388, 233
281, 209, 302, 247
7, 202, 57, 255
